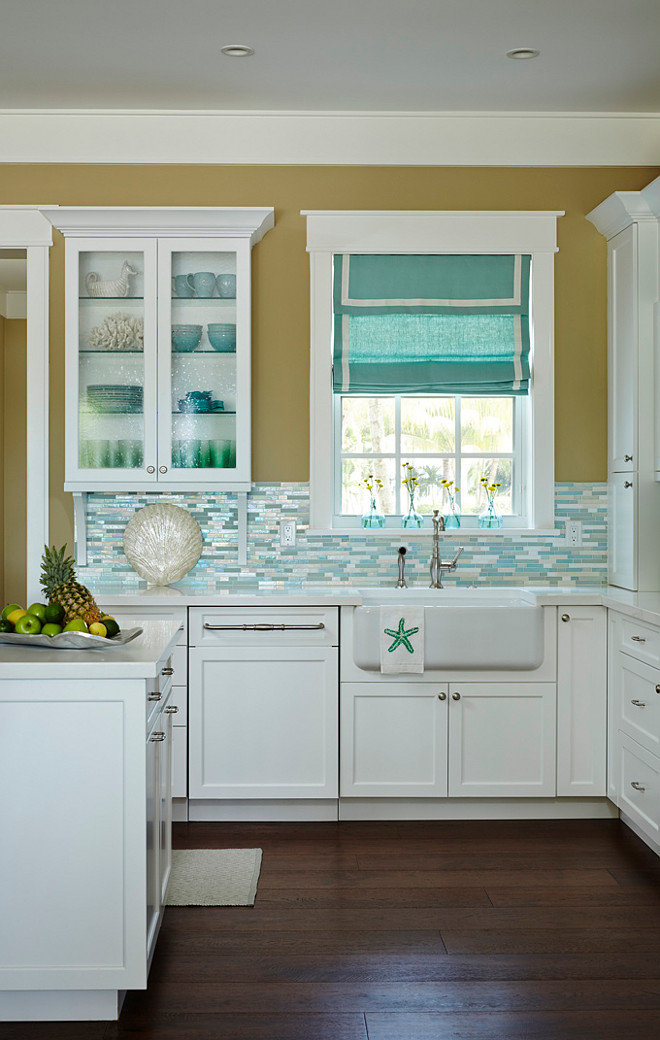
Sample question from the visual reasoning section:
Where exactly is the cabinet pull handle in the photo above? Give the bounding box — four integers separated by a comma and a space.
437, 692, 447, 700
561, 613, 570, 622
624, 481, 633, 488
161, 667, 174, 675
203, 622, 325, 632
624, 454, 633, 462
631, 781, 646, 792
164, 705, 179, 714
631, 636, 646, 643
146, 465, 155, 474
150, 731, 166, 742
631, 699, 646, 708
147, 692, 162, 701
655, 685, 660, 694
452, 692, 461, 701
159, 466, 168, 474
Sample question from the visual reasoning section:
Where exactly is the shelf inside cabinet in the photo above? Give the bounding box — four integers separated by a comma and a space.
79, 296, 144, 302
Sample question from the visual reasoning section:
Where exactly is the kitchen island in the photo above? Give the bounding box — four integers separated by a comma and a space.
0, 619, 181, 1022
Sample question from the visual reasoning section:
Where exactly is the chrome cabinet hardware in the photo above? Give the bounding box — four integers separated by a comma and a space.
150, 731, 166, 742
631, 699, 646, 707
159, 466, 168, 473
452, 692, 461, 701
203, 622, 325, 632
146, 465, 155, 474
561, 613, 570, 622
437, 692, 447, 700
631, 781, 646, 792
624, 481, 633, 488
631, 635, 646, 642
161, 667, 174, 675
656, 684, 660, 694
164, 705, 179, 714
624, 454, 633, 461
147, 692, 162, 701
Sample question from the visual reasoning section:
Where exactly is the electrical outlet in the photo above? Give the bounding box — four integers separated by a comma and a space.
565, 520, 582, 547
280, 519, 296, 547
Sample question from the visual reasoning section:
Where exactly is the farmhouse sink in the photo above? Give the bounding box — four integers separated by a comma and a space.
352, 587, 544, 670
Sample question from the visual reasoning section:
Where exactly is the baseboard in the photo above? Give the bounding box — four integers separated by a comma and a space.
339, 797, 619, 821
619, 810, 660, 858
188, 799, 340, 822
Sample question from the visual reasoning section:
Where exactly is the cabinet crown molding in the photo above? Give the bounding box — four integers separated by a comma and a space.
40, 206, 274, 245
587, 179, 660, 239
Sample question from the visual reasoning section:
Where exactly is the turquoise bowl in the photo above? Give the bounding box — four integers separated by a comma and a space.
207, 323, 236, 352
172, 325, 202, 352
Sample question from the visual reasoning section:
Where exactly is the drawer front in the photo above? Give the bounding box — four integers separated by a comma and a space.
169, 686, 187, 726
618, 733, 660, 840
617, 614, 660, 668
102, 606, 187, 645
146, 653, 174, 730
171, 725, 187, 798
617, 653, 660, 753
189, 607, 339, 647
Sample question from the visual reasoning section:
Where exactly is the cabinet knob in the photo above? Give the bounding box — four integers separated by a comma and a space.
631, 699, 646, 708
159, 465, 168, 474
146, 465, 155, 474
452, 692, 461, 701
150, 731, 166, 742
437, 692, 446, 700
624, 481, 633, 488
624, 454, 633, 462
164, 705, 179, 714
655, 685, 660, 694
161, 667, 174, 675
561, 613, 570, 622
631, 781, 646, 792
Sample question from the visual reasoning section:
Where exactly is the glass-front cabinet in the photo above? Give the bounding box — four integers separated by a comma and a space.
46, 208, 274, 492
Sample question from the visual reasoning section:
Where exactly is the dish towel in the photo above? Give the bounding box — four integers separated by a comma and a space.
380, 606, 425, 674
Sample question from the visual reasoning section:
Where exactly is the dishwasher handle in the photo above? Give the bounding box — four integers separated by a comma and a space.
203, 622, 325, 632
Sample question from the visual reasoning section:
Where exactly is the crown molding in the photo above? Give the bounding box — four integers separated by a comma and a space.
0, 110, 659, 166
586, 176, 660, 238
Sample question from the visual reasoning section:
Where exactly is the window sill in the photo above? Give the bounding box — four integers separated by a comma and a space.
306, 527, 560, 538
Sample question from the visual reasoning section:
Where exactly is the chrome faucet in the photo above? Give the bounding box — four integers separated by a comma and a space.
429, 509, 464, 588
395, 546, 408, 588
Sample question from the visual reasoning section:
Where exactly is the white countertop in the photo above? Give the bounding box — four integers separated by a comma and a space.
0, 619, 181, 680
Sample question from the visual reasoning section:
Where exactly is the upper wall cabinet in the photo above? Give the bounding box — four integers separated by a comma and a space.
587, 179, 660, 592
42, 208, 274, 492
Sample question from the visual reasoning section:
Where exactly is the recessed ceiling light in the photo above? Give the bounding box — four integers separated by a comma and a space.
506, 47, 540, 60
221, 44, 255, 58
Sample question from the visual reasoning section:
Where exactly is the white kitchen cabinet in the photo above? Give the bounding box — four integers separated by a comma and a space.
42, 207, 274, 493
556, 605, 607, 796
188, 607, 339, 811
340, 681, 556, 799
587, 187, 660, 590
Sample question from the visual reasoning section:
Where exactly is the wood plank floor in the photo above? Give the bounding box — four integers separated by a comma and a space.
6, 819, 660, 1040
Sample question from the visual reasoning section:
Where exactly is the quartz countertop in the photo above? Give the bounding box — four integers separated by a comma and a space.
0, 619, 181, 680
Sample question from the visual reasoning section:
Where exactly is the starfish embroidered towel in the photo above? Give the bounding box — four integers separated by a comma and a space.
380, 606, 425, 674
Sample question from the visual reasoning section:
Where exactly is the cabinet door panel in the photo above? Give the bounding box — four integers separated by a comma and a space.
608, 225, 637, 473
557, 606, 607, 796
341, 683, 448, 797
189, 647, 338, 799
609, 474, 637, 590
448, 683, 556, 797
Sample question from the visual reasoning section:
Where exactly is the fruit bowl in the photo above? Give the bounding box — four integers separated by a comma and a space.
0, 627, 143, 650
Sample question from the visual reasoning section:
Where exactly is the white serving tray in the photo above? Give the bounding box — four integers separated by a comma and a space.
0, 627, 143, 650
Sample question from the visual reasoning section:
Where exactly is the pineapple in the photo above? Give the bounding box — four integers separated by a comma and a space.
40, 544, 103, 627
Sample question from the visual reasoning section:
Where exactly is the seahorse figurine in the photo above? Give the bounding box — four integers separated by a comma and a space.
86, 260, 137, 298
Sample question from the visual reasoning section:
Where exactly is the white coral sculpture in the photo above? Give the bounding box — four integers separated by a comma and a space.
86, 260, 137, 298
87, 313, 144, 351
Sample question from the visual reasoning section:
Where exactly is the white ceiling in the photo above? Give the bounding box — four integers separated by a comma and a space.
2, 0, 659, 113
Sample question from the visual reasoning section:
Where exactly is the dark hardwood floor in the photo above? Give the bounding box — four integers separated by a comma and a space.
6, 819, 660, 1040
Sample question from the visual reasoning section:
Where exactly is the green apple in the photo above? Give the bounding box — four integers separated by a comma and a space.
63, 619, 88, 632
14, 614, 42, 635
44, 602, 65, 624
41, 623, 63, 637
1, 603, 21, 621
0, 619, 14, 633
27, 602, 48, 621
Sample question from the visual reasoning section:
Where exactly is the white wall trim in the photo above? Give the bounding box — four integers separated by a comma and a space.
0, 111, 659, 166
0, 290, 27, 319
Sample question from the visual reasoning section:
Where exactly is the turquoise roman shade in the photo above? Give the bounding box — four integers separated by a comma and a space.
333, 253, 531, 395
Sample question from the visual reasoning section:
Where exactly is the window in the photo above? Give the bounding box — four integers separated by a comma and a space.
304, 210, 562, 533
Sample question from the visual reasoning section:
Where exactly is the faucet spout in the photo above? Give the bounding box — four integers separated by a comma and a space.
429, 509, 463, 589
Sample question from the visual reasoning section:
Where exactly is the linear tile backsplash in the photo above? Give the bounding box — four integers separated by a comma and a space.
79, 482, 607, 589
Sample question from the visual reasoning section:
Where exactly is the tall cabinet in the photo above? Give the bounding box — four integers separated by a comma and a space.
587, 180, 660, 591
42, 207, 274, 493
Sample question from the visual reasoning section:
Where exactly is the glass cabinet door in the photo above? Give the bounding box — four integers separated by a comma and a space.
73, 241, 157, 483
157, 241, 248, 484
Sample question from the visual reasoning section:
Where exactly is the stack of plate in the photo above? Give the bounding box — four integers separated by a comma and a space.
86, 384, 144, 413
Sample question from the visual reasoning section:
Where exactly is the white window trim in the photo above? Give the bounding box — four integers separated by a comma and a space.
304, 210, 563, 534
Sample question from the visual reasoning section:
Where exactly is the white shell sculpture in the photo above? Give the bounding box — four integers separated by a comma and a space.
123, 504, 203, 586
86, 260, 137, 298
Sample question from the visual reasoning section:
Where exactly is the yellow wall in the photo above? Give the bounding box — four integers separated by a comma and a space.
0, 163, 658, 552
2, 318, 27, 604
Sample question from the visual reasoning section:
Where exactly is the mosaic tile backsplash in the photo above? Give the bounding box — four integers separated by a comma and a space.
79, 481, 607, 589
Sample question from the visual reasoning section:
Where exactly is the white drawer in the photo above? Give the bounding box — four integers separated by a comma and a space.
617, 614, 660, 668
171, 643, 187, 684
146, 653, 174, 729
618, 732, 660, 841
172, 725, 187, 798
102, 606, 187, 645
169, 686, 187, 726
189, 606, 339, 647
617, 652, 660, 754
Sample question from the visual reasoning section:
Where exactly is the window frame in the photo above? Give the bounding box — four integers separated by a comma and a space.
304, 210, 562, 534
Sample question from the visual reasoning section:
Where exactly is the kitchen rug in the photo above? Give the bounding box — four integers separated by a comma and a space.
166, 848, 262, 906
